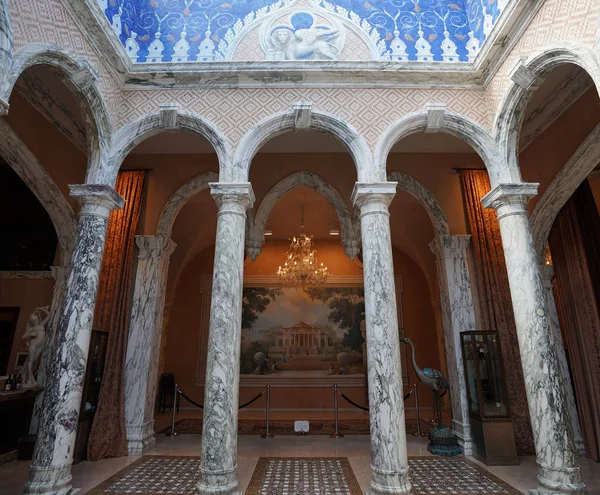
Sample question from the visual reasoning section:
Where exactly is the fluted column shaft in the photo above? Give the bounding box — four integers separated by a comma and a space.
197, 183, 254, 495
430, 235, 476, 455
539, 265, 585, 456
352, 182, 411, 495
124, 235, 177, 455
28, 265, 68, 436
23, 185, 125, 495
483, 184, 584, 495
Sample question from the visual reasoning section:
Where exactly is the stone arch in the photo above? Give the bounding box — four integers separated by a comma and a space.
530, 123, 600, 263
494, 42, 600, 180
0, 0, 13, 112
0, 119, 77, 265
247, 171, 357, 260
4, 44, 113, 183
106, 107, 231, 186
231, 105, 375, 183
374, 107, 502, 186
387, 170, 449, 239
157, 171, 219, 239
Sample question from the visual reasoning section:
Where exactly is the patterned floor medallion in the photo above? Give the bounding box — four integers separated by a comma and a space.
85, 455, 522, 495
246, 457, 362, 495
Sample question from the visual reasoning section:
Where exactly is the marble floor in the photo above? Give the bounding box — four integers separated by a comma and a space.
1, 434, 599, 494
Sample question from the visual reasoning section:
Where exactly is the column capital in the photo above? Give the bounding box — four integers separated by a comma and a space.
69, 184, 126, 219
209, 182, 255, 210
481, 183, 538, 219
351, 181, 397, 209
135, 235, 177, 260
539, 264, 555, 289
429, 235, 471, 259
0, 98, 9, 116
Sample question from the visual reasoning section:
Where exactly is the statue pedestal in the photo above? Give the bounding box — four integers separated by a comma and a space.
427, 425, 462, 457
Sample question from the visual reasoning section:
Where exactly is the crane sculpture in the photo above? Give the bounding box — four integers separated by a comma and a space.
400, 336, 461, 456
400, 337, 448, 425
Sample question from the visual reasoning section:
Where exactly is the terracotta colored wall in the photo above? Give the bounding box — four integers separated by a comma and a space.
0, 278, 54, 375
163, 241, 438, 412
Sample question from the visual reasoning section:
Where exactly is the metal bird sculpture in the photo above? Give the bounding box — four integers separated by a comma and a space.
400, 337, 449, 425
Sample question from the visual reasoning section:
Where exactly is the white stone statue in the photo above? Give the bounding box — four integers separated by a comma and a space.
21, 306, 51, 389
294, 27, 340, 60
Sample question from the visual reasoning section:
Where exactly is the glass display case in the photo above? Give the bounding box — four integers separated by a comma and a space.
461, 331, 508, 418
460, 330, 519, 465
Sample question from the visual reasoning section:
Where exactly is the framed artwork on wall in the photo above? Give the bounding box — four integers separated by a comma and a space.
14, 352, 28, 370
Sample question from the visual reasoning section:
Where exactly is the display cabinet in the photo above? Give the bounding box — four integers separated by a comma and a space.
460, 331, 519, 465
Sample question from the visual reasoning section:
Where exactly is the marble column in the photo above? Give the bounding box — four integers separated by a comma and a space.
23, 185, 125, 495
482, 184, 585, 495
28, 265, 68, 436
197, 183, 254, 495
124, 235, 176, 455
430, 235, 476, 455
539, 264, 585, 456
352, 182, 411, 495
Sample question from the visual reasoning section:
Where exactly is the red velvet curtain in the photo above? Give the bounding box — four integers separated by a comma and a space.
87, 171, 146, 461
548, 179, 600, 461
461, 170, 535, 455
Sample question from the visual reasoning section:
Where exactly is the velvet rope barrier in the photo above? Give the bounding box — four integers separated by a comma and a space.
337, 388, 414, 413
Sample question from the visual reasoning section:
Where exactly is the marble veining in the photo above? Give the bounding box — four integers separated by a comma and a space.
429, 235, 476, 455
352, 182, 411, 495
248, 170, 358, 260
197, 182, 254, 495
125, 235, 176, 455
0, 0, 13, 107
539, 265, 585, 457
22, 185, 125, 495
482, 184, 585, 495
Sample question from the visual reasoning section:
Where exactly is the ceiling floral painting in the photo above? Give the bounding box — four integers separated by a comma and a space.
98, 0, 507, 63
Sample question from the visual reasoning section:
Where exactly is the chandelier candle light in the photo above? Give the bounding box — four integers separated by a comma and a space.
277, 205, 328, 286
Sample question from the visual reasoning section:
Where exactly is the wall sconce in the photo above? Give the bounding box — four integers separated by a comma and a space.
265, 224, 273, 236
329, 224, 340, 236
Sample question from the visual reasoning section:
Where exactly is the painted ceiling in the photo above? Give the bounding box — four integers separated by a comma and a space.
99, 0, 507, 64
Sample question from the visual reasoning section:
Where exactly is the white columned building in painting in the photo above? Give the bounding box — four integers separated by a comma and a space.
0, 0, 599, 494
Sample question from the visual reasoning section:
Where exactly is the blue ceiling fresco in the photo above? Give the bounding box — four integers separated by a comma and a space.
98, 0, 505, 64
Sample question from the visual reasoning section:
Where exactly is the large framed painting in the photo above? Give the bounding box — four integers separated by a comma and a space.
196, 275, 405, 388
240, 276, 366, 387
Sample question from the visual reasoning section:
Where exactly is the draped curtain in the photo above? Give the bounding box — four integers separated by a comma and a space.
548, 179, 600, 461
87, 171, 146, 461
460, 170, 535, 455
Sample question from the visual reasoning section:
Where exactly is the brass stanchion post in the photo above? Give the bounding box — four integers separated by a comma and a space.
261, 385, 274, 439
330, 384, 344, 439
413, 383, 426, 437
166, 384, 179, 437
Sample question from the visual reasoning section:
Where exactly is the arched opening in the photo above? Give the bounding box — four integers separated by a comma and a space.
518, 61, 600, 462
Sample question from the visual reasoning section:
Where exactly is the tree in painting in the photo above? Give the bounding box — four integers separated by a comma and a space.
304, 287, 365, 352
241, 287, 281, 329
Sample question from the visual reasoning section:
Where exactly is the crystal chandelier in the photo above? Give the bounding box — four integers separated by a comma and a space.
277, 205, 328, 286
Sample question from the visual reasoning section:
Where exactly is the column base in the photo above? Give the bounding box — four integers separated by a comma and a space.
527, 462, 587, 495
451, 420, 473, 456
22, 463, 77, 495
367, 465, 411, 495
196, 466, 240, 495
126, 421, 156, 456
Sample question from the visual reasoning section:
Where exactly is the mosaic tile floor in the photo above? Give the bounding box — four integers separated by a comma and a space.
85, 455, 522, 495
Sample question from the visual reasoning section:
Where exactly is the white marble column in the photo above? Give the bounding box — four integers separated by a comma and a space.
539, 264, 585, 456
197, 183, 254, 495
124, 235, 176, 455
23, 185, 125, 495
430, 235, 476, 455
352, 182, 411, 495
482, 184, 585, 495
28, 265, 68, 436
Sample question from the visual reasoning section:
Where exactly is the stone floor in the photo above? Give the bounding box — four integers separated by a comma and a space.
1, 434, 599, 494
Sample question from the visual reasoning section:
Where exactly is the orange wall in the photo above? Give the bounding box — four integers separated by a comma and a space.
163, 241, 439, 412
